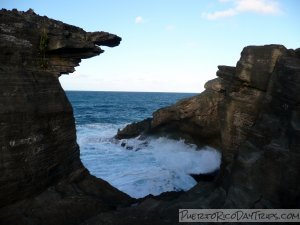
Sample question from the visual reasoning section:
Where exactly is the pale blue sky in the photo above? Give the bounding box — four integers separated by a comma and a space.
2, 0, 299, 93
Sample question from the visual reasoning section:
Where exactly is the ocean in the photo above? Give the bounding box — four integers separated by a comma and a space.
66, 91, 221, 198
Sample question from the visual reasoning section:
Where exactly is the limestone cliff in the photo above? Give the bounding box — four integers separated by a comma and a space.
112, 44, 300, 224
0, 9, 132, 225
1, 8, 300, 225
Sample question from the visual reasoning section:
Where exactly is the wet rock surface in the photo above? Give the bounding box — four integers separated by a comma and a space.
116, 90, 224, 148
116, 118, 152, 139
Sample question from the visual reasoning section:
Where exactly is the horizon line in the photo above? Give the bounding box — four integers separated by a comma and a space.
64, 89, 199, 94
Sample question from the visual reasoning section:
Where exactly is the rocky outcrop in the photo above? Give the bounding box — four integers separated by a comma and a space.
116, 89, 225, 148
112, 44, 300, 224
116, 118, 152, 139
0, 9, 132, 225
1, 8, 300, 225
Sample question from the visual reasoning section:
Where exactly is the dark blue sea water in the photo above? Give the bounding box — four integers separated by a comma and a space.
66, 91, 221, 198
66, 91, 196, 125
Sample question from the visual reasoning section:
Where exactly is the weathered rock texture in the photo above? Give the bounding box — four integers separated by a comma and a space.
113, 44, 300, 224
0, 9, 132, 225
1, 8, 300, 225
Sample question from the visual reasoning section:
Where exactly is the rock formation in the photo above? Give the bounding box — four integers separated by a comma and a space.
112, 44, 300, 224
1, 8, 300, 225
0, 9, 132, 225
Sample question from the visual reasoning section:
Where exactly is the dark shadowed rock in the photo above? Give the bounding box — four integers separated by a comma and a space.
109, 44, 300, 225
216, 65, 236, 80
204, 77, 226, 92
0, 9, 132, 225
235, 45, 287, 91
116, 118, 152, 139
150, 90, 224, 148
1, 9, 300, 225
117, 90, 224, 148
190, 169, 220, 182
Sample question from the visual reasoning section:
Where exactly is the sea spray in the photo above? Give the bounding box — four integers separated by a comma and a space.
78, 123, 221, 198
66, 91, 220, 198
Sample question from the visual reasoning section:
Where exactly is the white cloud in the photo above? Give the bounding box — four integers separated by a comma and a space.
165, 24, 176, 31
202, 0, 281, 20
236, 0, 280, 13
218, 0, 233, 2
135, 16, 144, 24
202, 8, 237, 20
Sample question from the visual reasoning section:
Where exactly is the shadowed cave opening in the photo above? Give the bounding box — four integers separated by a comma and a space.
62, 90, 221, 198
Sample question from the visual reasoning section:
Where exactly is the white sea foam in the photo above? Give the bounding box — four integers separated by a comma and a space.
77, 123, 221, 198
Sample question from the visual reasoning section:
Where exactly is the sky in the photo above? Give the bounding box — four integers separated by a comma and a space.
1, 0, 300, 93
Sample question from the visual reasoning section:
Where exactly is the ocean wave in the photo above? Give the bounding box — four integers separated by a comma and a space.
77, 123, 221, 198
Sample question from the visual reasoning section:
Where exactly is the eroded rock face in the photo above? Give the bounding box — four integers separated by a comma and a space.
1, 8, 300, 225
113, 44, 300, 224
116, 90, 225, 148
0, 9, 131, 225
